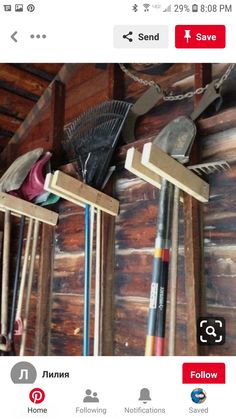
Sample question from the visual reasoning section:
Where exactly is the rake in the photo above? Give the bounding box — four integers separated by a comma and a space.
63, 100, 131, 356
168, 159, 230, 356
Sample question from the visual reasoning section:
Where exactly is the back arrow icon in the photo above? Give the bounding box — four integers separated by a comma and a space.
11, 31, 18, 43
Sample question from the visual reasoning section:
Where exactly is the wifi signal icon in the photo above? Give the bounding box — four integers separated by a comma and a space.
143, 4, 150, 12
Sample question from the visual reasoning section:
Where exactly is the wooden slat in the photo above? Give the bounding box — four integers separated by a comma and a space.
0, 136, 12, 151
0, 192, 58, 226
31, 64, 63, 76
45, 171, 119, 216
44, 172, 85, 208
35, 225, 55, 355
0, 64, 49, 97
184, 63, 212, 356
1, 64, 79, 156
0, 113, 22, 132
49, 81, 65, 167
141, 142, 209, 203
125, 147, 186, 202
0, 88, 35, 119
125, 147, 162, 189
198, 107, 236, 135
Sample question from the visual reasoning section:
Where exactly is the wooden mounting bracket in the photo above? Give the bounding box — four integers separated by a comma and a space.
125, 143, 209, 203
0, 192, 58, 226
44, 171, 119, 216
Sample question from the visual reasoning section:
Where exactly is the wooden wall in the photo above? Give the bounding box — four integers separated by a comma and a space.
6, 63, 236, 356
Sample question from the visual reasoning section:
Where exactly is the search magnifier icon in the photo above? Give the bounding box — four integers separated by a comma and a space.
205, 326, 217, 337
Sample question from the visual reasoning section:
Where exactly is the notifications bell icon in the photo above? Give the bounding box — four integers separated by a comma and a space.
138, 388, 151, 404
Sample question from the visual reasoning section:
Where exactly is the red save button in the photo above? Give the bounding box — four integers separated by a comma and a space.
183, 363, 226, 384
175, 25, 226, 48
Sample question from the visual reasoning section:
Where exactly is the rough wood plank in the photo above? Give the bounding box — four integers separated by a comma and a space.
125, 147, 161, 189
0, 87, 35, 119
49, 80, 65, 167
0, 64, 48, 96
183, 64, 212, 356
0, 192, 58, 226
35, 225, 55, 355
31, 64, 63, 76
198, 107, 236, 135
45, 171, 119, 216
142, 142, 209, 202
0, 64, 79, 155
0, 113, 22, 132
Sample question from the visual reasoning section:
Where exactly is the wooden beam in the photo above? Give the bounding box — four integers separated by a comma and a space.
198, 106, 236, 135
44, 172, 85, 209
100, 65, 125, 355
0, 88, 35, 120
35, 224, 55, 355
0, 64, 79, 158
125, 147, 185, 202
0, 113, 22, 132
100, 180, 115, 355
30, 63, 63, 76
125, 147, 162, 189
44, 171, 119, 216
183, 64, 212, 356
0, 192, 58, 226
141, 143, 209, 203
35, 78, 65, 356
0, 64, 48, 97
49, 81, 65, 167
115, 104, 236, 166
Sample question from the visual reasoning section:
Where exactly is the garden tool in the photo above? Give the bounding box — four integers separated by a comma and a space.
12, 152, 52, 201
14, 218, 34, 337
0, 150, 54, 354
145, 116, 196, 356
122, 86, 163, 143
168, 159, 230, 356
63, 100, 131, 356
145, 80, 224, 356
0, 148, 44, 193
0, 210, 11, 352
20, 219, 40, 356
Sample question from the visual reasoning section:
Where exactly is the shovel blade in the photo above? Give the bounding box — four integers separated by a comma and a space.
153, 116, 197, 163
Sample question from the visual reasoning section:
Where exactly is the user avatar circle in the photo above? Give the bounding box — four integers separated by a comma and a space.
191, 388, 207, 404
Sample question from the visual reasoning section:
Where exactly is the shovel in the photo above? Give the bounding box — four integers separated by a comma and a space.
145, 81, 223, 356
145, 116, 196, 356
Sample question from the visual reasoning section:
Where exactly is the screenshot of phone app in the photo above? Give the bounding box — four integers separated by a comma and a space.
0, 0, 236, 417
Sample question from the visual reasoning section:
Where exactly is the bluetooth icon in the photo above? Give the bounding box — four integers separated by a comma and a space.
132, 4, 138, 12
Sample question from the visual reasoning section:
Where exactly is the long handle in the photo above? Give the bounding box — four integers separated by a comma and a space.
83, 204, 91, 356
20, 220, 40, 356
154, 182, 174, 356
94, 209, 102, 356
1, 211, 11, 341
168, 186, 180, 356
15, 218, 34, 335
8, 216, 25, 344
145, 179, 170, 355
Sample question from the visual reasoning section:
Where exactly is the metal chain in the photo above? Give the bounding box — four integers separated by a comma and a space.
118, 63, 162, 91
118, 63, 235, 101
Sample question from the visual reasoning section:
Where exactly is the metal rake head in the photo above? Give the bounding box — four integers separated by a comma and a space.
188, 160, 230, 175
63, 100, 131, 188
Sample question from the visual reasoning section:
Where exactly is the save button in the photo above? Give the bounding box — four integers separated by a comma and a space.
175, 25, 226, 48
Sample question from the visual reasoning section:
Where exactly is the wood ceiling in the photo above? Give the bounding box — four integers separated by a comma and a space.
0, 64, 63, 152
